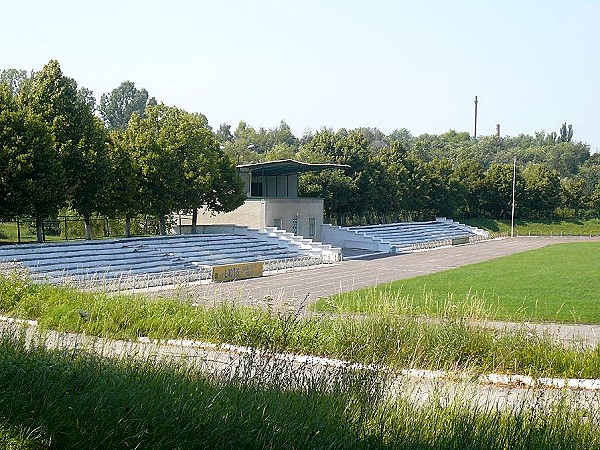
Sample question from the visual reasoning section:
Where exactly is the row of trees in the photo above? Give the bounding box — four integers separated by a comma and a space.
2, 59, 599, 240
0, 61, 245, 242
217, 123, 599, 224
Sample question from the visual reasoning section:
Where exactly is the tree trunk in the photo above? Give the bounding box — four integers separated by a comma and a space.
125, 214, 131, 238
84, 215, 92, 240
191, 209, 198, 234
158, 215, 166, 236
36, 216, 44, 243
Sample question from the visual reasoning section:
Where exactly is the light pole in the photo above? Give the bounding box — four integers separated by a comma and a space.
511, 156, 516, 237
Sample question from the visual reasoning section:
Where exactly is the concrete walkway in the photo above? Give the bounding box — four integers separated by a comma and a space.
161, 236, 600, 346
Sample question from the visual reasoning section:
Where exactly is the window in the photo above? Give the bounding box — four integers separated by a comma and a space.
291, 218, 298, 235
308, 217, 316, 237
250, 175, 263, 197
273, 218, 283, 229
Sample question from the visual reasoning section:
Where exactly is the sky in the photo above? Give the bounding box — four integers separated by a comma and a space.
2, 0, 599, 151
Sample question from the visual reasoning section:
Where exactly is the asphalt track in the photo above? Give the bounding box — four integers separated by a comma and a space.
179, 237, 595, 308
167, 236, 599, 345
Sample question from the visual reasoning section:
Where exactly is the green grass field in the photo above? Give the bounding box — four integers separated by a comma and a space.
315, 242, 600, 324
463, 218, 600, 236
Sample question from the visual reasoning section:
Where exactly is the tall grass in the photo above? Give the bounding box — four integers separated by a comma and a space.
0, 330, 599, 449
1, 273, 600, 379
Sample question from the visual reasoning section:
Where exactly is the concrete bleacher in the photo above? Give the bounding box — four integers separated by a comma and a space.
321, 218, 489, 257
0, 228, 341, 288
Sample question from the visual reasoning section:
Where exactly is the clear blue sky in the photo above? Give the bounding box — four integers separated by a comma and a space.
2, 0, 599, 150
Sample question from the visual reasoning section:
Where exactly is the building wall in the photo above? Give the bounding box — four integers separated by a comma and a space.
264, 197, 324, 240
186, 197, 325, 241
196, 199, 266, 229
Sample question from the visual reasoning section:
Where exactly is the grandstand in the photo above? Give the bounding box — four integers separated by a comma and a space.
0, 226, 341, 289
322, 218, 489, 256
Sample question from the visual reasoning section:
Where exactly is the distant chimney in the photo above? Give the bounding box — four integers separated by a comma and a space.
495, 124, 500, 137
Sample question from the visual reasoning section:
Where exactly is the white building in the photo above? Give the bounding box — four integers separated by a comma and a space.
184, 160, 347, 241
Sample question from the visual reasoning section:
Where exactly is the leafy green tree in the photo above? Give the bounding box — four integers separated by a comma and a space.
372, 142, 414, 221
588, 181, 600, 216
423, 158, 463, 218
99, 81, 152, 130
178, 113, 245, 232
263, 120, 299, 149
521, 164, 561, 218
387, 128, 413, 150
0, 86, 66, 241
215, 123, 233, 143
297, 129, 354, 224
482, 163, 524, 219
0, 69, 30, 96
106, 131, 142, 237
123, 105, 244, 234
452, 160, 486, 218
560, 176, 587, 218
412, 130, 472, 163
25, 60, 112, 239
221, 121, 262, 163
558, 122, 574, 143
265, 143, 296, 161
124, 106, 186, 234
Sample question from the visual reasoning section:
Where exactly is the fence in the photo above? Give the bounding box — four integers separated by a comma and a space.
0, 255, 337, 293
513, 230, 600, 237
0, 216, 164, 244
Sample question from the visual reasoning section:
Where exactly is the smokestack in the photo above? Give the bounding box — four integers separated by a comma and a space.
496, 124, 500, 137
473, 96, 478, 138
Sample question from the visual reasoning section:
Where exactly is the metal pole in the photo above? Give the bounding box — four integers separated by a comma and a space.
17, 217, 21, 243
511, 156, 516, 237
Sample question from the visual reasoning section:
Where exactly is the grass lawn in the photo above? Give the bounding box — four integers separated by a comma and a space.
463, 218, 600, 236
315, 242, 600, 324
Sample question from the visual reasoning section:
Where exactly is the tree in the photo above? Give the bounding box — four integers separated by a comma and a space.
99, 81, 152, 130
560, 176, 587, 218
25, 60, 112, 239
215, 123, 233, 143
297, 129, 354, 224
423, 158, 462, 218
0, 69, 30, 96
373, 142, 411, 220
123, 104, 245, 234
106, 131, 142, 237
521, 164, 561, 218
482, 163, 524, 219
0, 86, 66, 241
558, 122, 573, 143
178, 113, 245, 232
221, 121, 262, 163
452, 160, 486, 218
265, 143, 295, 161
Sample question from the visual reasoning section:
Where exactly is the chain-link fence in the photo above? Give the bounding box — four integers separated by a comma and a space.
0, 216, 166, 244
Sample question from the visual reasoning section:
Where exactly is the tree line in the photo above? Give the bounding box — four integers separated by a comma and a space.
217, 122, 600, 225
0, 61, 245, 242
2, 60, 599, 241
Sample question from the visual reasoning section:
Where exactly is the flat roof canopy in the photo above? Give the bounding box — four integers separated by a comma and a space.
237, 159, 349, 176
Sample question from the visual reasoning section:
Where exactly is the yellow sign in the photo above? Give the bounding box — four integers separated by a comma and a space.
212, 262, 264, 282
451, 236, 470, 246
